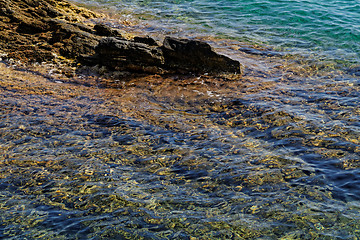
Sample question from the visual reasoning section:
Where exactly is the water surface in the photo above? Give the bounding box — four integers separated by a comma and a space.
73, 0, 360, 67
1, 0, 360, 239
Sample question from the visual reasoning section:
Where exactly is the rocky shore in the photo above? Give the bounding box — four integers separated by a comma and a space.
0, 0, 242, 78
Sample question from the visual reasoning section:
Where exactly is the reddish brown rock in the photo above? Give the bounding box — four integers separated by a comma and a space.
0, 0, 100, 62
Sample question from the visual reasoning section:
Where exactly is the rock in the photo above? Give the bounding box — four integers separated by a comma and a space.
94, 23, 123, 38
85, 114, 127, 127
112, 135, 135, 145
90, 36, 242, 76
0, 0, 242, 77
133, 36, 159, 46
162, 37, 241, 74
0, 0, 101, 62
238, 47, 279, 57
95, 37, 164, 73
48, 19, 100, 58
16, 18, 49, 33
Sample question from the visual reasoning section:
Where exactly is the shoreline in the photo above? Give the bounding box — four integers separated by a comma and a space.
0, 0, 285, 108
71, 0, 360, 72
0, 0, 245, 83
1, 0, 356, 84
0, 0, 357, 106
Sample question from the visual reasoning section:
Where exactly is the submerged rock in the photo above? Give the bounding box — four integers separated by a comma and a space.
347, 66, 360, 76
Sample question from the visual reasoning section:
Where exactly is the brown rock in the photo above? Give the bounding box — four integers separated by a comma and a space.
0, 0, 242, 77
0, 0, 101, 62
48, 19, 100, 58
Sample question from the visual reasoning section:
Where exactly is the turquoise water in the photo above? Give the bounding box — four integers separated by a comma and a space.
76, 0, 360, 66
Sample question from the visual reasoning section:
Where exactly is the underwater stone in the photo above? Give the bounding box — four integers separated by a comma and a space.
112, 135, 135, 145
84, 114, 127, 127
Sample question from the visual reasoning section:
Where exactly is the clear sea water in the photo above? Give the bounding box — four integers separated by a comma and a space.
75, 0, 360, 67
1, 0, 360, 239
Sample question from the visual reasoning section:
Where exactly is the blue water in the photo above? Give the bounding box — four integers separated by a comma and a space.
76, 0, 360, 66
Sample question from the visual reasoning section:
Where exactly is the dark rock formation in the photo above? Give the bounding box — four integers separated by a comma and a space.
94, 23, 123, 38
162, 37, 241, 74
133, 36, 159, 46
48, 19, 100, 58
0, 0, 242, 76
95, 37, 165, 73
87, 36, 242, 75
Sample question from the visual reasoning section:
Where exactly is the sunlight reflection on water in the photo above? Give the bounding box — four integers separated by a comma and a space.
0, 42, 360, 238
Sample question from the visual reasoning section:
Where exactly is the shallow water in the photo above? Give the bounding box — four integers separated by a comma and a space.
73, 0, 360, 67
0, 39, 360, 239
1, 0, 360, 239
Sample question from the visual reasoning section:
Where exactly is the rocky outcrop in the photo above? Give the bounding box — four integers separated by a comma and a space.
48, 19, 100, 59
0, 0, 100, 62
95, 37, 165, 73
85, 36, 242, 75
162, 37, 241, 74
0, 0, 242, 76
94, 23, 123, 38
